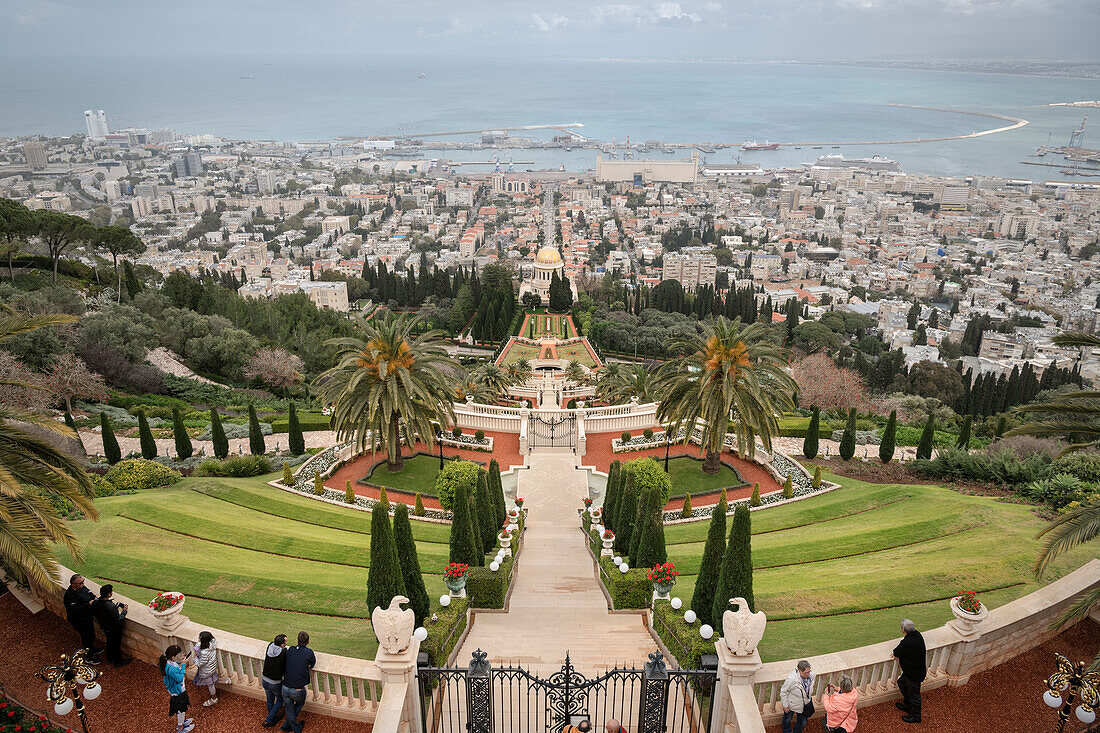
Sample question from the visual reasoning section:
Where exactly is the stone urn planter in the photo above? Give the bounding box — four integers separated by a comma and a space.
601, 532, 615, 557
498, 531, 513, 557
444, 563, 468, 598
949, 595, 988, 639
652, 581, 675, 600
148, 592, 186, 634
589, 506, 602, 522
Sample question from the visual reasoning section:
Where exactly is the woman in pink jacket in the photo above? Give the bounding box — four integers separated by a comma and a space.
822, 676, 859, 732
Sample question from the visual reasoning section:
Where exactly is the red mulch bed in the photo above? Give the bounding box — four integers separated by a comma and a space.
0, 593, 369, 733
325, 431, 523, 509
765, 619, 1100, 733
584, 431, 784, 504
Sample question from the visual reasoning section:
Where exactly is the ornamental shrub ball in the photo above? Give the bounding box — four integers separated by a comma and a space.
750, 483, 761, 507
391, 503, 429, 625
379, 485, 389, 509
488, 458, 506, 528
643, 428, 654, 440
713, 505, 754, 622
287, 402, 305, 456
475, 468, 497, 551
812, 466, 822, 489
613, 472, 637, 554
314, 472, 324, 495
248, 404, 265, 456
783, 475, 793, 499
917, 414, 936, 460
172, 407, 193, 459
137, 409, 157, 460
957, 414, 972, 450
100, 412, 121, 465
366, 503, 406, 615
804, 406, 820, 459
475, 429, 485, 441
449, 480, 479, 565
345, 480, 356, 504
104, 459, 181, 491
839, 408, 857, 461
282, 462, 294, 485
880, 409, 897, 464
621, 431, 632, 444
414, 493, 425, 516
209, 408, 229, 459
623, 457, 673, 504
434, 459, 480, 511
681, 493, 692, 518
691, 487, 727, 627
451, 426, 462, 439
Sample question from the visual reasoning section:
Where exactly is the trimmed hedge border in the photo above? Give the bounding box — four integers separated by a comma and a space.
652, 599, 713, 669
420, 597, 469, 666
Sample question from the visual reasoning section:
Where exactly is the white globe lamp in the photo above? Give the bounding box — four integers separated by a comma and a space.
671, 597, 683, 610
619, 563, 629, 573
1043, 691, 1062, 708
700, 624, 714, 639
490, 561, 500, 571
440, 594, 451, 607
54, 697, 74, 716
684, 610, 697, 624
83, 682, 102, 701
414, 627, 428, 642
1077, 706, 1097, 724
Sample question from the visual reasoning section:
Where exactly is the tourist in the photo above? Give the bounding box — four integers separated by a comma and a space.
62, 574, 102, 663
261, 634, 288, 728
893, 619, 926, 724
822, 676, 859, 732
605, 720, 627, 733
160, 644, 194, 733
560, 721, 591, 733
779, 659, 815, 733
90, 584, 131, 667
281, 631, 316, 733
192, 631, 220, 706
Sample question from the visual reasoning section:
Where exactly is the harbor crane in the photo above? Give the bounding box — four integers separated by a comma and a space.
1069, 116, 1088, 148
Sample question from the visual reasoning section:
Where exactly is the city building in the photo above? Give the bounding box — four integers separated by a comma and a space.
595, 152, 699, 185
84, 110, 109, 140
172, 153, 204, 178
518, 246, 567, 305
662, 252, 717, 290
256, 170, 276, 195
491, 173, 530, 194
22, 141, 47, 170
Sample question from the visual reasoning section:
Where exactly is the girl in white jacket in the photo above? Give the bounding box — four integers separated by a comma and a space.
192, 631, 220, 707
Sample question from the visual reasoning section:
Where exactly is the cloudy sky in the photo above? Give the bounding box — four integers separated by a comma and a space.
2, 0, 1097, 61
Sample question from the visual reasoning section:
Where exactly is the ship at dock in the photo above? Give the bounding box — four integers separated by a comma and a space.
741, 140, 779, 150
804, 154, 902, 172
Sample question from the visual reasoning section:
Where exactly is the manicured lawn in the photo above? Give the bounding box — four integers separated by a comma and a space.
661, 473, 1098, 662
59, 474, 456, 659
664, 456, 746, 498
499, 341, 541, 366
556, 341, 597, 367
362, 454, 472, 495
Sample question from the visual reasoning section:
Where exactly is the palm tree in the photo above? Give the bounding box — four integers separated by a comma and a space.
472, 362, 513, 397
597, 363, 661, 405
313, 312, 461, 472
564, 360, 589, 385
0, 311, 97, 586
656, 317, 796, 474
504, 359, 532, 385
454, 375, 495, 405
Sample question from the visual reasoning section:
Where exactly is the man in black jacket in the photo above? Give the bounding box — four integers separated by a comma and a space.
91, 584, 131, 667
892, 618, 926, 724
261, 634, 288, 728
62, 575, 102, 663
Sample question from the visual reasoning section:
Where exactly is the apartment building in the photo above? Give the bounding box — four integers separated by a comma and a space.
662, 252, 717, 290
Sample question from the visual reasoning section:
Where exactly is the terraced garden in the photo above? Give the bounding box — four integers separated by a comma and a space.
555, 340, 599, 368
59, 475, 453, 659
498, 341, 541, 366
662, 474, 1098, 662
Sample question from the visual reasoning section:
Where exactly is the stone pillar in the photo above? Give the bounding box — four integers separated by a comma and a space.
943, 598, 988, 686
519, 404, 530, 454
714, 642, 765, 733
576, 403, 587, 457
375, 637, 423, 733
373, 599, 424, 733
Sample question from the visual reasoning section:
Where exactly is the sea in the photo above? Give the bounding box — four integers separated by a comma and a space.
3, 54, 1100, 180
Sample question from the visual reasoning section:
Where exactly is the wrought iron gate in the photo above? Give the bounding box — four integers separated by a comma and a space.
417, 650, 717, 733
528, 413, 577, 448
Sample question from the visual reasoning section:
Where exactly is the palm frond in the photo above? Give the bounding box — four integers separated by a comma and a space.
1034, 503, 1100, 577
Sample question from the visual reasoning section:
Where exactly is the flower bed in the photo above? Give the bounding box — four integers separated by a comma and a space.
612, 431, 669, 453
441, 432, 494, 453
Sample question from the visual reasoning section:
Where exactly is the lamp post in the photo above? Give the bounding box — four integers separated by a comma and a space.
435, 427, 445, 470
37, 649, 102, 733
1042, 652, 1098, 733
664, 427, 672, 472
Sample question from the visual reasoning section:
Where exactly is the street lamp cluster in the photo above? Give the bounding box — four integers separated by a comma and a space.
37, 649, 102, 733
1042, 652, 1098, 732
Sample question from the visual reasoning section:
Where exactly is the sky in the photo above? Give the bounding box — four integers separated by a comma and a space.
1, 0, 1098, 61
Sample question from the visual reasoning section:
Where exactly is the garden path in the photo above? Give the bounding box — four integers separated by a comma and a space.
455, 448, 660, 674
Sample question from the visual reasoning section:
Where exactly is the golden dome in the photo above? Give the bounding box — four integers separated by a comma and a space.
535, 247, 562, 265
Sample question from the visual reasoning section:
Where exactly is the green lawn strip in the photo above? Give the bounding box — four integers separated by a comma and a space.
189, 480, 452, 543
665, 457, 746, 498
362, 455, 455, 494
105, 581, 381, 660
500, 343, 540, 366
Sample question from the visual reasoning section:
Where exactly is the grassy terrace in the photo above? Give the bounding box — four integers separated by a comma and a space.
361, 454, 476, 494
663, 472, 1097, 662
499, 341, 541, 366
60, 475, 453, 659
665, 456, 746, 499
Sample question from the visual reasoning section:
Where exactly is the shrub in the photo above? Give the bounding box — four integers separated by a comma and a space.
137, 409, 157, 459
104, 459, 181, 491
782, 475, 793, 499
680, 493, 692, 518
434, 459, 480, 511
419, 597, 468, 666
451, 426, 462, 439
623, 456, 673, 504
272, 412, 331, 434
913, 447, 1052, 487
314, 473, 324, 495
475, 429, 485, 441
601, 557, 650, 609
812, 466, 822, 489
1025, 473, 1096, 510
466, 558, 512, 609
100, 412, 121, 465
643, 428, 654, 440
283, 462, 294, 485
81, 345, 166, 394
414, 493, 425, 516
345, 480, 355, 504
803, 407, 820, 459
991, 435, 1064, 461
621, 431, 632, 443
653, 600, 715, 669
196, 455, 272, 478
750, 483, 761, 507
1052, 453, 1100, 483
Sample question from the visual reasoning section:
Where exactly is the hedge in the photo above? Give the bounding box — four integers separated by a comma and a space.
419, 597, 469, 666
466, 555, 514, 609
652, 600, 714, 669
271, 413, 332, 433
104, 459, 182, 491
194, 455, 272, 477
598, 556, 650, 609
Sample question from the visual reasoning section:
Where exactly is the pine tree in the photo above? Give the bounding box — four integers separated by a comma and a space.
209, 408, 229, 459
613, 472, 636, 555
916, 414, 936, 460
635, 486, 668, 570
839, 408, 857, 461
287, 402, 305, 456
879, 410, 897, 464
137, 409, 157, 459
345, 480, 355, 504
713, 505, 754, 623
314, 472, 325, 495
488, 459, 506, 529
803, 406, 820, 459
691, 489, 727, 627
391, 504, 429, 626
100, 412, 121, 464
172, 407, 193, 459
812, 466, 822, 489
475, 469, 496, 552
248, 404, 265, 456
366, 503, 407, 614
957, 414, 972, 450
449, 481, 478, 565
414, 493, 425, 516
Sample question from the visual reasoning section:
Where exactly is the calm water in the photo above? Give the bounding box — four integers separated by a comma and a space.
3, 54, 1099, 179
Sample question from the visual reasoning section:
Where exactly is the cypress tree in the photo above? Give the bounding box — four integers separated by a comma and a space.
727, 506, 755, 613
379, 485, 389, 509
604, 461, 621, 531
287, 402, 305, 456
916, 414, 936, 460
839, 408, 856, 461
613, 472, 636, 555
100, 412, 121, 465
314, 472, 324, 495
345, 480, 356, 504
782, 475, 793, 499
812, 466, 822, 489
209, 408, 229, 459
137, 409, 157, 459
803, 406, 820, 459
995, 415, 1008, 438
634, 486, 667, 569
488, 459, 506, 529
879, 410, 897, 464
414, 493, 425, 516
691, 489, 727, 627
957, 415, 972, 450
391, 504, 430, 626
449, 480, 478, 564
681, 493, 692, 519
467, 483, 485, 566
248, 404, 265, 456
475, 469, 496, 552
366, 503, 407, 614
629, 481, 654, 565
282, 462, 294, 485
750, 483, 761, 506
172, 407, 193, 459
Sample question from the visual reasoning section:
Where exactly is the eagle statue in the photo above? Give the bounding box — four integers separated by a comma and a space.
372, 595, 415, 654
722, 597, 767, 656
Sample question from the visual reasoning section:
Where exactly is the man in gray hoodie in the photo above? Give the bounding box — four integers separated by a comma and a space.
261, 634, 288, 728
